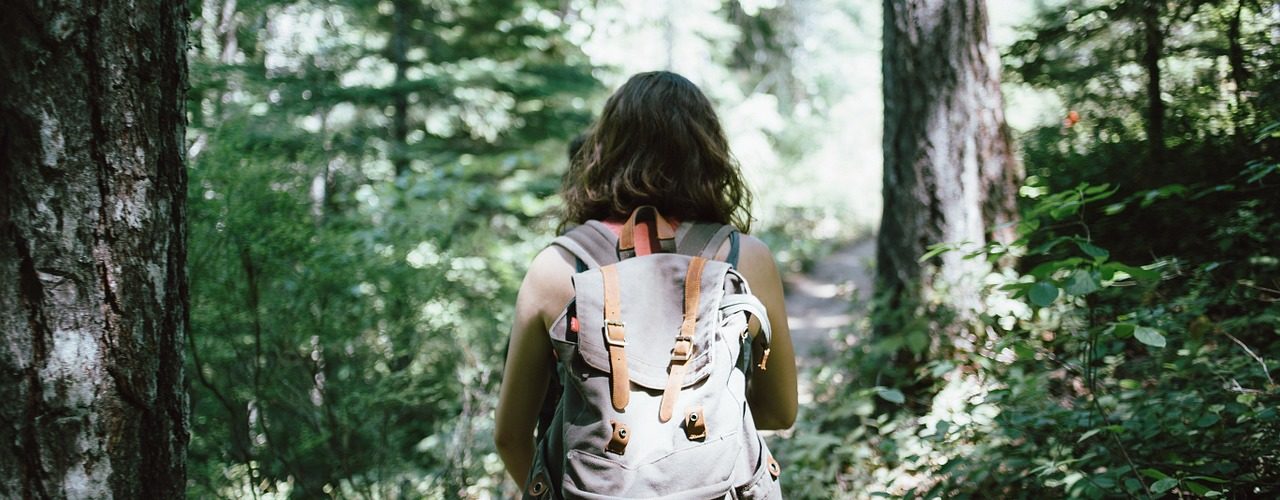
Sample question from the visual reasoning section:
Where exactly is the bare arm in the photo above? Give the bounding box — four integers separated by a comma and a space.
734, 235, 799, 430
494, 247, 574, 485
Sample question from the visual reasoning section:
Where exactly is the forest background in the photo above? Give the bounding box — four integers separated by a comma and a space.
186, 0, 1278, 497
2, 0, 1276, 498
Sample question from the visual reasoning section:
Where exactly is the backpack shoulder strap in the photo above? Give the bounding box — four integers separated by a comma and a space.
676, 222, 719, 257
687, 223, 741, 268
550, 220, 619, 270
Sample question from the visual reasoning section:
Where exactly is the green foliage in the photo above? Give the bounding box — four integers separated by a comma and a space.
779, 160, 1280, 497
774, 0, 1280, 493
186, 0, 595, 496
184, 0, 867, 497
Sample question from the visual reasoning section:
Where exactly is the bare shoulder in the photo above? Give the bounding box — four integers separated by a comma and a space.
733, 234, 783, 286
526, 244, 577, 282
736, 234, 774, 264
518, 244, 577, 328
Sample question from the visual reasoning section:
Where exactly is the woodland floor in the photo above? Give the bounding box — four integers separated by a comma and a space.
782, 237, 876, 406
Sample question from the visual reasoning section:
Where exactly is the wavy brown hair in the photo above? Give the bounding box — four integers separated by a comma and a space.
560, 71, 753, 232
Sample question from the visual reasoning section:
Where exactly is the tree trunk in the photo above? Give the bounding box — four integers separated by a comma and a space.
1226, 0, 1249, 102
391, 0, 411, 179
1142, 0, 1165, 167
0, 1, 189, 498
875, 0, 1020, 387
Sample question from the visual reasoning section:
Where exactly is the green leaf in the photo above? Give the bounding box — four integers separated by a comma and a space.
1150, 477, 1178, 494
1075, 240, 1110, 260
1141, 469, 1171, 481
1103, 202, 1127, 215
1195, 413, 1220, 427
1110, 323, 1136, 339
1029, 282, 1059, 307
918, 243, 952, 262
1028, 237, 1073, 256
876, 388, 905, 404
1186, 475, 1229, 484
1064, 269, 1101, 296
1077, 428, 1103, 443
1083, 183, 1113, 195
906, 331, 929, 354
1184, 481, 1212, 496
1101, 262, 1161, 282
1134, 326, 1167, 348
1028, 257, 1084, 279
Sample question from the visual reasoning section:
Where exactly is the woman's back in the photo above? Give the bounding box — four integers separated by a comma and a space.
493, 70, 796, 498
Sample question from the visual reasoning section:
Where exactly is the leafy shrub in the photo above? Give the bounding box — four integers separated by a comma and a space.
776, 123, 1280, 499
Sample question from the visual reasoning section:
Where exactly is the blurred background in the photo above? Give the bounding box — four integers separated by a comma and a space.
185, 0, 1278, 497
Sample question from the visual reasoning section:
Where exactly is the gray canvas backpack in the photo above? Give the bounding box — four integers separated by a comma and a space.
523, 206, 784, 499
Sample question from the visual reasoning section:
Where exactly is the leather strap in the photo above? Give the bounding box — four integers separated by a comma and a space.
601, 265, 629, 411
606, 419, 630, 455
659, 256, 706, 422
618, 206, 676, 258
683, 406, 707, 440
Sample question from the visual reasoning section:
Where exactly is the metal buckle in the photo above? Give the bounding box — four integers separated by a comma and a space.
670, 339, 692, 362
604, 320, 627, 346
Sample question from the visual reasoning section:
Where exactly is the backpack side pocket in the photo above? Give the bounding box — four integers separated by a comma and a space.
523, 438, 559, 500
732, 434, 782, 499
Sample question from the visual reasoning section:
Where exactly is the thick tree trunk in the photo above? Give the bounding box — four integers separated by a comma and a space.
875, 0, 1019, 384
0, 1, 189, 498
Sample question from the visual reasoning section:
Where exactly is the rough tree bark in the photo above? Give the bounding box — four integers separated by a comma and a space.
0, 1, 189, 498
875, 0, 1020, 384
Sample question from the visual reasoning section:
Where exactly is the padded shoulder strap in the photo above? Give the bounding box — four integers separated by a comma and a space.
550, 220, 619, 269
695, 224, 741, 268
676, 222, 719, 257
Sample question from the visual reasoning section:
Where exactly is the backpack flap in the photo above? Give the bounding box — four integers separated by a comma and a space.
570, 254, 731, 392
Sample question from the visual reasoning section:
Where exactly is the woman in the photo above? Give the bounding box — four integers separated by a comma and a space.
494, 71, 797, 492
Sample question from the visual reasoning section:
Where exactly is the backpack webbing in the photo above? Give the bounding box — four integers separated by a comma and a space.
551, 220, 740, 271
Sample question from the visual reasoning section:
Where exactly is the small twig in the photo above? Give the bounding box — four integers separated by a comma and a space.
1223, 331, 1275, 386
1089, 395, 1153, 500
1237, 279, 1280, 297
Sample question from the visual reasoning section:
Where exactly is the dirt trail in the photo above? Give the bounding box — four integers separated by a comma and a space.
782, 238, 876, 403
